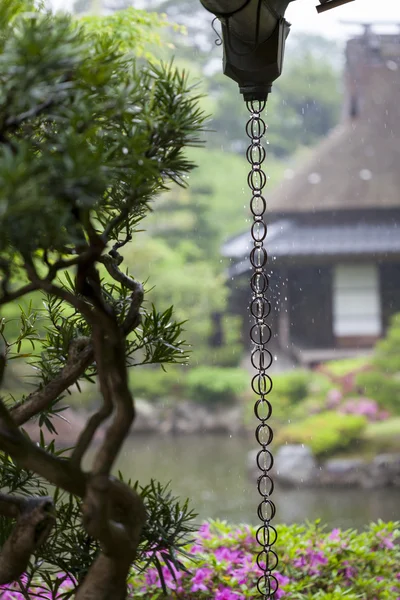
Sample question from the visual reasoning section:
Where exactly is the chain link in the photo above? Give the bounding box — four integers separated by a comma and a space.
246, 99, 278, 599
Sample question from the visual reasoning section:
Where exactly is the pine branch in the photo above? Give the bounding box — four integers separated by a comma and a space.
0, 494, 55, 585
70, 329, 112, 468
11, 337, 93, 426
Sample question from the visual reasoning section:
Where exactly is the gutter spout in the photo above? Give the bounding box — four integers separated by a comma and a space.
200, 0, 295, 101
200, 0, 357, 101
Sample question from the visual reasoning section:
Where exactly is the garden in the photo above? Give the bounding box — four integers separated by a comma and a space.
0, 1, 399, 599
1, 520, 399, 598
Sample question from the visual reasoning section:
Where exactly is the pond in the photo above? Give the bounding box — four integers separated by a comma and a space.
100, 433, 400, 530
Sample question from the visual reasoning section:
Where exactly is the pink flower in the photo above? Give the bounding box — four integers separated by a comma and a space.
326, 388, 342, 407
198, 522, 213, 540
190, 567, 212, 592
340, 560, 357, 581
215, 586, 242, 599
329, 528, 341, 541
339, 397, 380, 421
145, 569, 161, 587
214, 547, 244, 564
294, 546, 327, 576
377, 531, 395, 550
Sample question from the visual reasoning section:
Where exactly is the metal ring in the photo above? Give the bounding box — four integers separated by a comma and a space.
254, 398, 273, 421
257, 498, 276, 521
250, 195, 267, 217
250, 272, 269, 294
256, 574, 279, 597
246, 101, 277, 598
256, 548, 279, 572
251, 373, 273, 396
251, 347, 272, 370
250, 246, 268, 269
255, 422, 274, 446
257, 473, 274, 497
248, 169, 267, 192
250, 322, 272, 346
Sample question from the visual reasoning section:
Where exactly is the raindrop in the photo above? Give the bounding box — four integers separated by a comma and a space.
387, 60, 398, 71
359, 168, 372, 181
308, 172, 321, 185
122, 147, 128, 155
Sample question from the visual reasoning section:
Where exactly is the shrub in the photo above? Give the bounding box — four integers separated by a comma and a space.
274, 411, 367, 456
320, 356, 371, 378
373, 312, 400, 374
356, 370, 400, 414
129, 520, 400, 599
271, 370, 310, 405
291, 396, 326, 421
364, 417, 400, 452
308, 371, 333, 398
185, 367, 248, 406
338, 397, 387, 421
129, 367, 185, 401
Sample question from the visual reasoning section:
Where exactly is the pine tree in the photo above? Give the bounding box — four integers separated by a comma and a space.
0, 2, 205, 598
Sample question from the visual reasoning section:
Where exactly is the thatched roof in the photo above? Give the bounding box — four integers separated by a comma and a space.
267, 33, 400, 214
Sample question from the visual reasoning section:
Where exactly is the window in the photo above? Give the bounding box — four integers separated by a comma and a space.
333, 263, 382, 338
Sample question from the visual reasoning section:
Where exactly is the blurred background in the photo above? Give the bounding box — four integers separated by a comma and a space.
11, 0, 399, 529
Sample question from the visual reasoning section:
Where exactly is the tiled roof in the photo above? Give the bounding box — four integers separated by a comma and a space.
265, 35, 400, 214
223, 221, 400, 276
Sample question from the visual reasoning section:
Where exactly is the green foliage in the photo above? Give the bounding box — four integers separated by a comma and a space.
78, 7, 171, 61
0, 7, 205, 255
321, 356, 371, 378
356, 370, 400, 414
272, 370, 310, 405
267, 44, 341, 157
0, 444, 198, 598
364, 417, 400, 452
0, 1, 205, 594
355, 313, 400, 414
129, 366, 185, 401
185, 366, 248, 406
131, 519, 400, 599
275, 411, 367, 456
373, 312, 400, 374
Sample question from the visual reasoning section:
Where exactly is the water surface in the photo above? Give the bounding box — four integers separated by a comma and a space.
99, 434, 400, 530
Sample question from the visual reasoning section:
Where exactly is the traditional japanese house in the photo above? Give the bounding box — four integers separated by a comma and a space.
222, 27, 400, 367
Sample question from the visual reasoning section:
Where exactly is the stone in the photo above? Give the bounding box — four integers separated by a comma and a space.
319, 458, 367, 487
131, 398, 161, 432
369, 453, 400, 488
272, 445, 318, 486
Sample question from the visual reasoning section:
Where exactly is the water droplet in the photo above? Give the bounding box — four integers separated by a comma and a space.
122, 147, 128, 155
308, 172, 321, 185
359, 168, 372, 181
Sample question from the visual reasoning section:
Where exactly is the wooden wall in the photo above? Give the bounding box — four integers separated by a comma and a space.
380, 263, 400, 331
288, 266, 334, 349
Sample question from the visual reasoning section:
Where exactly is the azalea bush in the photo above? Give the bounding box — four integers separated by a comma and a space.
2, 520, 399, 599
131, 520, 399, 599
274, 412, 367, 456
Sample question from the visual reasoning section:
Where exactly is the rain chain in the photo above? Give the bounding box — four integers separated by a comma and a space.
246, 99, 279, 599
